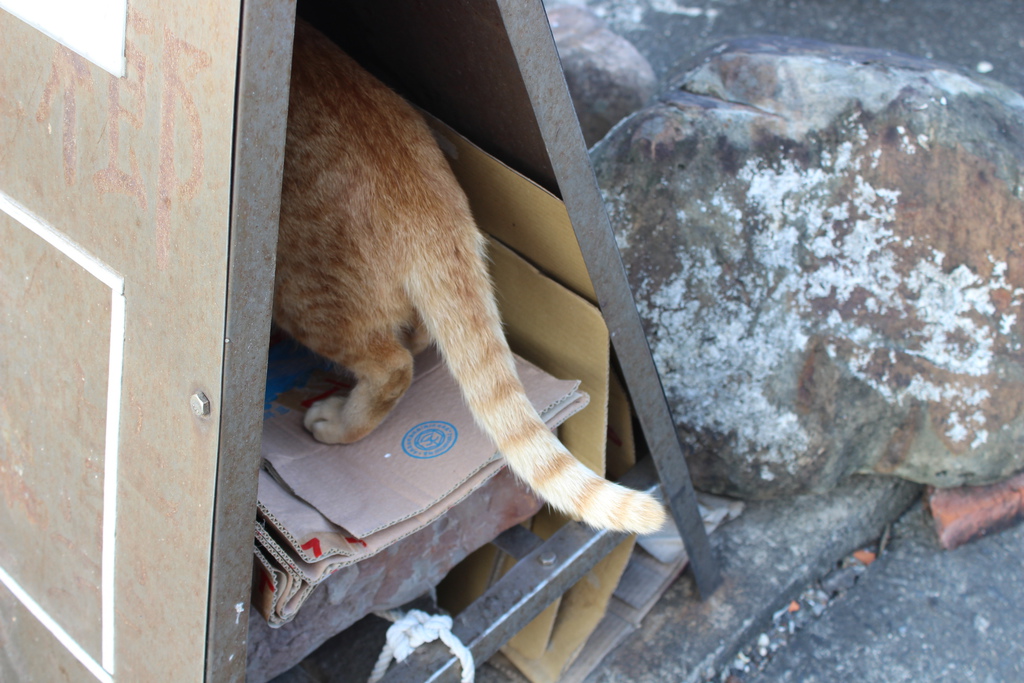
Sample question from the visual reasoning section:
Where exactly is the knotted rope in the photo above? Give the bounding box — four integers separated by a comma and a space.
368, 609, 474, 683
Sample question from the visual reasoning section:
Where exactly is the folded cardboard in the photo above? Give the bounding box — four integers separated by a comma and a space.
427, 115, 596, 303
254, 338, 588, 625
255, 462, 508, 626
246, 467, 544, 682
262, 345, 587, 538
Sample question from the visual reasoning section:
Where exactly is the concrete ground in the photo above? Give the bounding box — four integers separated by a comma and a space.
579, 482, 1024, 683
748, 503, 1024, 683
578, 476, 923, 683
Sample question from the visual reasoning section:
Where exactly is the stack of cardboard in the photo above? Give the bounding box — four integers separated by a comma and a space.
253, 340, 589, 626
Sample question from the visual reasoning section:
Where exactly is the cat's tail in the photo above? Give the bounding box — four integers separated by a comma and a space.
406, 223, 667, 536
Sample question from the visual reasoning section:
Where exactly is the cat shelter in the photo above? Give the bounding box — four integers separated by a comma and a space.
0, 0, 719, 680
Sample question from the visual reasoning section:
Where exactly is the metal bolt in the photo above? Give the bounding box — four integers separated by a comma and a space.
538, 551, 556, 567
191, 391, 211, 417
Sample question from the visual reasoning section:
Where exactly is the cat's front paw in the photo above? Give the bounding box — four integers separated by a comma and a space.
303, 396, 350, 443
301, 393, 374, 446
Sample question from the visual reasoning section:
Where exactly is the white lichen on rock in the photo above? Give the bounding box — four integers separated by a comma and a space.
636, 118, 1022, 457
637, 244, 812, 470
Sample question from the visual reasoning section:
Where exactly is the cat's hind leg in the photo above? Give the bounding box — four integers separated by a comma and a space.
304, 331, 414, 444
401, 311, 431, 355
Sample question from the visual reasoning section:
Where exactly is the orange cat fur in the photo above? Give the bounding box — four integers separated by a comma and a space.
273, 20, 666, 535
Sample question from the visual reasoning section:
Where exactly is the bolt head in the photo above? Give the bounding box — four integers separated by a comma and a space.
539, 551, 556, 567
191, 392, 211, 417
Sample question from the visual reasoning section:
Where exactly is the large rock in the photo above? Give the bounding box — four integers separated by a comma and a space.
548, 4, 657, 147
592, 37, 1024, 498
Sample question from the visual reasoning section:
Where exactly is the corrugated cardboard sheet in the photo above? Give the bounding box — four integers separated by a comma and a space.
254, 340, 588, 626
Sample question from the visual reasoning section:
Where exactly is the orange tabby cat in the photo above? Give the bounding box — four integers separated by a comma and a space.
273, 20, 665, 534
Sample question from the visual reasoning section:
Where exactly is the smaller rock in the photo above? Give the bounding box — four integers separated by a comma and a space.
821, 565, 860, 595
926, 470, 1024, 549
547, 4, 657, 146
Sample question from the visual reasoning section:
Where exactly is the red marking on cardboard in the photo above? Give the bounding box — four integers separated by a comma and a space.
301, 537, 323, 558
300, 379, 352, 409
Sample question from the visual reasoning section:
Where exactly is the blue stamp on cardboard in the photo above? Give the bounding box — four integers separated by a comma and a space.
402, 421, 458, 459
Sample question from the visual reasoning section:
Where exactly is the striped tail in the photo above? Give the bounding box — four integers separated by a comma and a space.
406, 222, 667, 535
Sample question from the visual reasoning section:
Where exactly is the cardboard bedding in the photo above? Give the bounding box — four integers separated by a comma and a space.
253, 338, 589, 626
246, 465, 545, 682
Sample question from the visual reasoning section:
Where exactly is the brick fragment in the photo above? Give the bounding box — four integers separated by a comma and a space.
853, 549, 877, 565
926, 471, 1024, 549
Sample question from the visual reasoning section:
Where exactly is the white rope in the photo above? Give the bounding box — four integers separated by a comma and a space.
368, 609, 475, 683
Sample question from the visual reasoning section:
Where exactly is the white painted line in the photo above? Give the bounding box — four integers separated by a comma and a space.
0, 191, 123, 293
0, 188, 123, 678
102, 288, 125, 673
0, 0, 127, 77
0, 566, 113, 683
